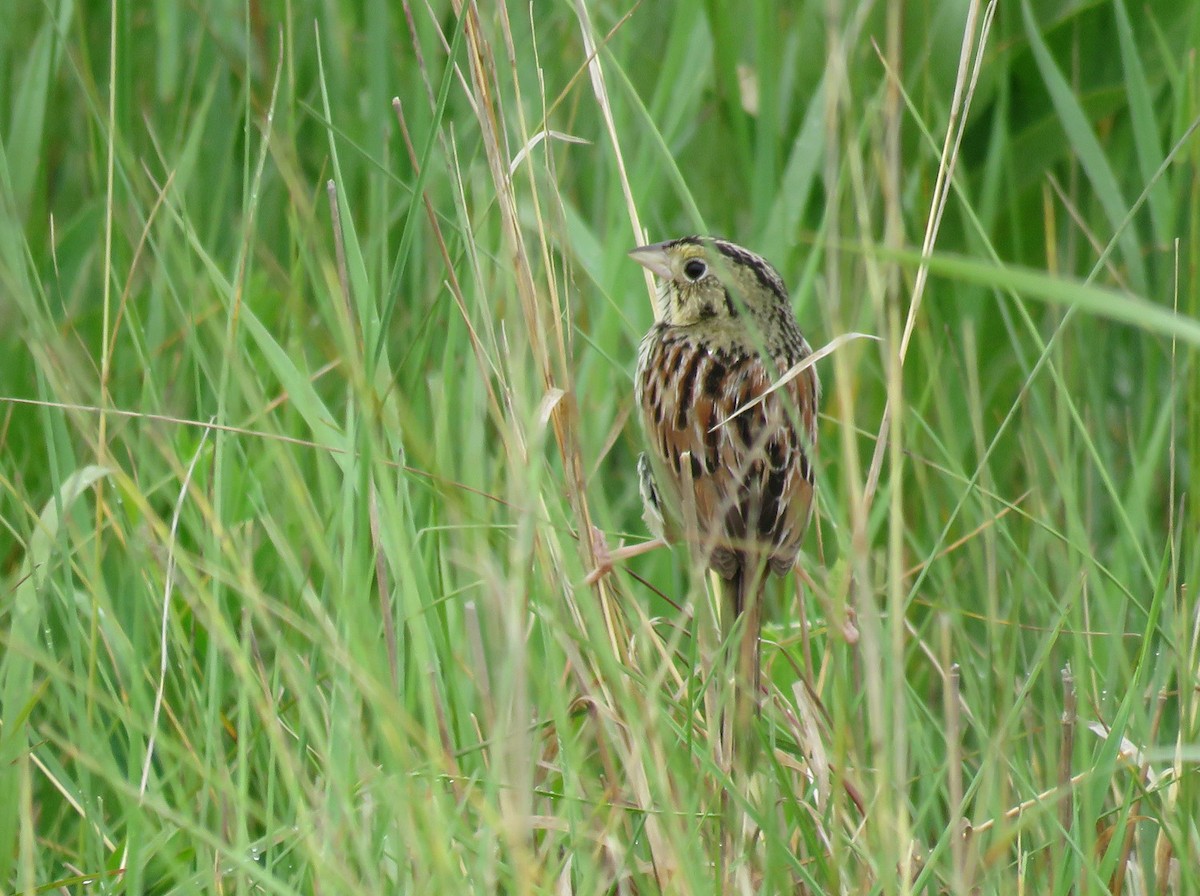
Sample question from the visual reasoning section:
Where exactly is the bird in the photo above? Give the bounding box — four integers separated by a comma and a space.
629, 235, 820, 761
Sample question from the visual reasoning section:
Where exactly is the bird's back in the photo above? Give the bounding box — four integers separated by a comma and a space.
635, 321, 818, 583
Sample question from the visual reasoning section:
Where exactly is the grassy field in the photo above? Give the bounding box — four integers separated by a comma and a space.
2, 0, 1198, 892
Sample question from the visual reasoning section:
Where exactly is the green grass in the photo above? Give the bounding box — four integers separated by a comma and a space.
2, 0, 1198, 892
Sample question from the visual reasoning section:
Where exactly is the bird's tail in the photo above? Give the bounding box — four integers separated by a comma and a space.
717, 564, 767, 870
720, 564, 765, 770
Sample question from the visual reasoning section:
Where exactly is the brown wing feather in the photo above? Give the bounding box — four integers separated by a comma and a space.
636, 327, 817, 580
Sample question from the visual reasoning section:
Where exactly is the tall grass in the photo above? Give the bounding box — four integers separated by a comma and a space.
1, 0, 1197, 892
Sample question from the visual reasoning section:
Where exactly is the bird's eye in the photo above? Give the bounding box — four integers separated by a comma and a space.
683, 259, 707, 281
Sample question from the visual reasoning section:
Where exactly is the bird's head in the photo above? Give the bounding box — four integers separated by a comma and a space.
628, 237, 790, 331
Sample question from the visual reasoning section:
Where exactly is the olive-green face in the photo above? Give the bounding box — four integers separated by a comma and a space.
628, 237, 790, 329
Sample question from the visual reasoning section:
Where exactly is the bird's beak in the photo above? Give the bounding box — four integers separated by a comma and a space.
628, 243, 675, 281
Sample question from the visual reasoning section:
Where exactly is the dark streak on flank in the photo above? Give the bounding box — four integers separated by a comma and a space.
766, 437, 786, 470
734, 411, 753, 450
798, 449, 812, 483
675, 348, 705, 430
703, 357, 726, 402
704, 424, 719, 473
759, 466, 787, 538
